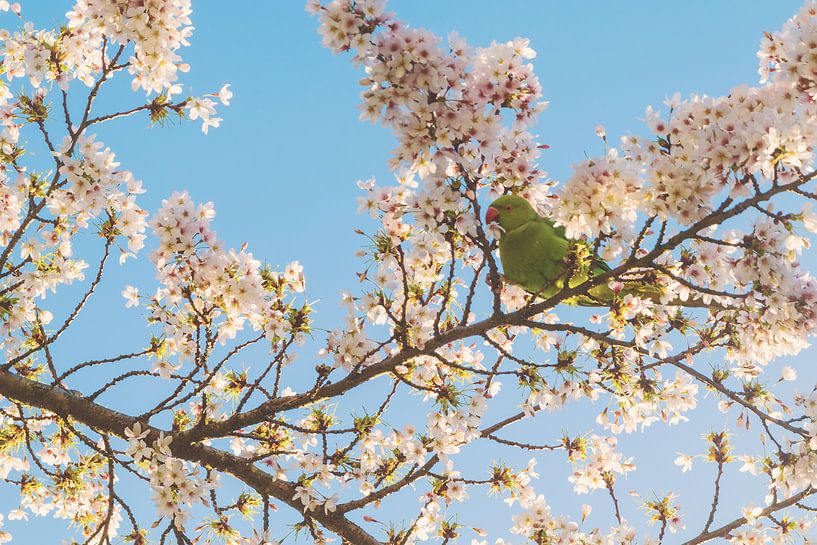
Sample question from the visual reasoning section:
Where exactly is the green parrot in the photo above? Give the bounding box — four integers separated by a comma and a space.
484, 194, 662, 306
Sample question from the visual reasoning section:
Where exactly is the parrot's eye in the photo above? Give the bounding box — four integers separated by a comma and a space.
505, 205, 513, 211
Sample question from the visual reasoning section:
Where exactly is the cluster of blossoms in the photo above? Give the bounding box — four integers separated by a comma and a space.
51, 134, 149, 260
759, 1, 817, 101
65, 0, 193, 95
582, 77, 817, 369
0, 175, 22, 241
633, 83, 815, 222
129, 190, 307, 384
767, 389, 817, 500
186, 84, 232, 134
0, 407, 123, 545
125, 424, 212, 526
413, 458, 537, 544
554, 150, 642, 242
309, 0, 547, 194
347, 174, 478, 350
324, 290, 380, 370
1, 133, 149, 363
3, 0, 193, 95
1, 23, 79, 90
486, 482, 682, 545
523, 370, 596, 415
729, 521, 814, 545
567, 435, 635, 494
509, 495, 589, 544
423, 389, 488, 456
3, 0, 227, 130
597, 370, 699, 434
728, 215, 817, 366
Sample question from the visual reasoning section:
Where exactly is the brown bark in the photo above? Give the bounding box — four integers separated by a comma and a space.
0, 369, 384, 545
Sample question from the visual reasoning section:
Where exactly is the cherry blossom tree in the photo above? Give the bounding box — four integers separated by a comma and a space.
0, 1, 817, 544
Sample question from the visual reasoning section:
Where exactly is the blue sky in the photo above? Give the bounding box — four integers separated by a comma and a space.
5, 1, 815, 543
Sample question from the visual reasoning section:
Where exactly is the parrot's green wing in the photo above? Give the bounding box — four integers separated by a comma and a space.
498, 216, 665, 306
498, 218, 619, 305
498, 217, 571, 299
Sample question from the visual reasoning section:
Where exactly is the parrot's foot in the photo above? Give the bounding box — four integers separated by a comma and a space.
485, 272, 506, 294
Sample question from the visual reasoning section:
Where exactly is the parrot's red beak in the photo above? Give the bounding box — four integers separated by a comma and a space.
485, 207, 499, 224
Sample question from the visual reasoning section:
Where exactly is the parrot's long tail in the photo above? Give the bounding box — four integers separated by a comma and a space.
573, 280, 663, 307
619, 281, 665, 303
576, 279, 723, 309
557, 261, 729, 309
